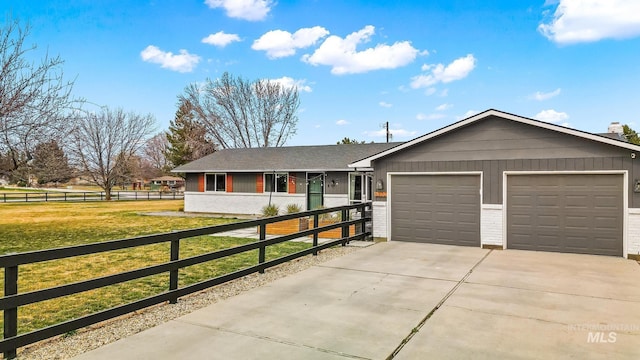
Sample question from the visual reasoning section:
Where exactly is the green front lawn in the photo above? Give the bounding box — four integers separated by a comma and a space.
0, 201, 311, 335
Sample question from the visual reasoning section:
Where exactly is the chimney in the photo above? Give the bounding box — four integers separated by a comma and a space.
608, 122, 624, 135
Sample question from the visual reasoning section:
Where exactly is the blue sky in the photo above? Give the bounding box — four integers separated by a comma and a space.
4, 0, 640, 145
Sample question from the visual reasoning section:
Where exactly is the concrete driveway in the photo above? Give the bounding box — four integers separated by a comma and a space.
74, 242, 640, 359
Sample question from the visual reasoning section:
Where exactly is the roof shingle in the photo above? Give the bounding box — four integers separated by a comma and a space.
172, 142, 401, 173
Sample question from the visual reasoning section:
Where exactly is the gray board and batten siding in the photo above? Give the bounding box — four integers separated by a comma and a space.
373, 115, 640, 208
185, 173, 199, 192
185, 171, 349, 195
233, 173, 260, 193
324, 172, 349, 195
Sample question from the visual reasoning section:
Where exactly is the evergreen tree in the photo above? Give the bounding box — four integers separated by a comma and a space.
337, 137, 366, 144
623, 125, 640, 145
166, 100, 216, 167
32, 140, 73, 186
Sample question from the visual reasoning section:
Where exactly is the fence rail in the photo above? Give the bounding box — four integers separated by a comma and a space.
0, 202, 372, 359
0, 191, 184, 203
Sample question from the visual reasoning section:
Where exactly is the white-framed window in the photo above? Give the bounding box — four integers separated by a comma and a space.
265, 173, 288, 193
205, 173, 226, 192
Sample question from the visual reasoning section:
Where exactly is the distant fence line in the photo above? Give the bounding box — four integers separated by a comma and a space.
0, 191, 184, 203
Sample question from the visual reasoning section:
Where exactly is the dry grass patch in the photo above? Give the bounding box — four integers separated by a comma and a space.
0, 201, 310, 336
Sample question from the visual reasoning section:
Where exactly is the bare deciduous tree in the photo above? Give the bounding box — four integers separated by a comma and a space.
179, 72, 299, 149
0, 18, 78, 179
70, 108, 155, 200
144, 133, 172, 174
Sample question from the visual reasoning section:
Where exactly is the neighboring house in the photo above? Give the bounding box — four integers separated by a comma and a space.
172, 143, 399, 215
149, 176, 185, 192
349, 109, 640, 259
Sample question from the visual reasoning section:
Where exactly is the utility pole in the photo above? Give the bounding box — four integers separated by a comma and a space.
379, 121, 392, 143
385, 121, 390, 143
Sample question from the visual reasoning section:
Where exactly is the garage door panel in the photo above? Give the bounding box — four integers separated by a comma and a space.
507, 174, 622, 256
391, 175, 480, 245
593, 217, 619, 229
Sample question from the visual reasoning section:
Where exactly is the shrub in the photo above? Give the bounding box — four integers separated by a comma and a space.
261, 203, 280, 217
316, 206, 341, 222
285, 203, 302, 214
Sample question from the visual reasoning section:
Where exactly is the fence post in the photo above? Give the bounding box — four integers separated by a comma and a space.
45, 193, 48, 202
258, 223, 266, 274
341, 209, 349, 246
25, 193, 28, 202
360, 203, 367, 240
3, 193, 6, 202
312, 213, 319, 256
3, 265, 18, 359
169, 237, 180, 304
64, 193, 67, 202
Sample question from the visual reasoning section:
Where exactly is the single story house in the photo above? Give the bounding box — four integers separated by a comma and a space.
172, 143, 399, 215
149, 176, 185, 192
349, 109, 640, 259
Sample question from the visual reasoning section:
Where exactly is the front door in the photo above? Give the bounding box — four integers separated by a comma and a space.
349, 173, 372, 204
307, 173, 324, 210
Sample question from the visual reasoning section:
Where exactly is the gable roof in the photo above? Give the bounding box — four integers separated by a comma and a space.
172, 142, 401, 173
349, 109, 640, 168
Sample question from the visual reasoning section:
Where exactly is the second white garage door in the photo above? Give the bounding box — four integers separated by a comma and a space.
390, 174, 480, 246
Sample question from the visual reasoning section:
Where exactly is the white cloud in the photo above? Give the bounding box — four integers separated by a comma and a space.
252, 26, 329, 59
416, 113, 445, 121
364, 127, 417, 138
424, 87, 437, 96
534, 109, 570, 123
205, 0, 273, 21
456, 110, 480, 120
435, 103, 453, 111
379, 101, 392, 108
268, 76, 312, 93
539, 0, 640, 44
411, 54, 477, 89
202, 31, 241, 47
302, 25, 419, 75
336, 119, 349, 126
140, 45, 200, 73
530, 88, 561, 101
